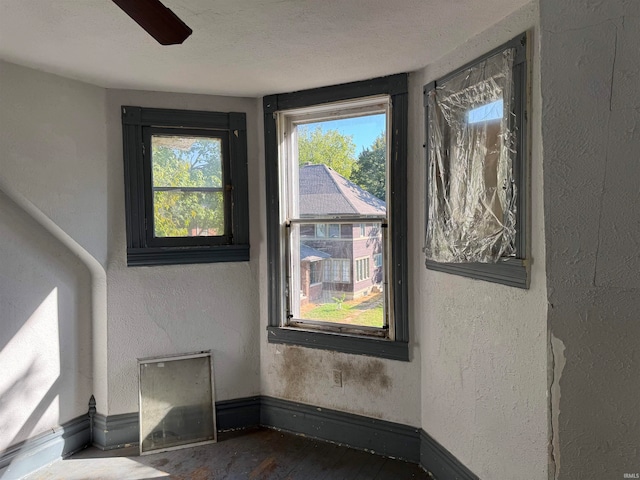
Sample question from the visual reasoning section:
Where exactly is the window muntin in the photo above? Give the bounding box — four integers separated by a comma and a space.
280, 97, 390, 333
122, 106, 249, 266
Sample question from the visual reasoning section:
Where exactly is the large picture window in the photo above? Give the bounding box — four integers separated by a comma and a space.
122, 106, 249, 266
424, 33, 530, 288
264, 74, 409, 361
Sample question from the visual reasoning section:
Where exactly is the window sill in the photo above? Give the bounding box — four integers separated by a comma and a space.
127, 245, 249, 267
266, 326, 409, 361
425, 257, 529, 289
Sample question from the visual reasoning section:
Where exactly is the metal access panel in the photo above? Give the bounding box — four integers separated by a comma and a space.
138, 351, 216, 455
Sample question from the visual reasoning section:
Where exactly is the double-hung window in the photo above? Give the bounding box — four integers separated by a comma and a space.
121, 106, 249, 266
264, 75, 409, 361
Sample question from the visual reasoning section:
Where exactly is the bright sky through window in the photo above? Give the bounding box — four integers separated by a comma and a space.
304, 114, 385, 153
467, 98, 503, 124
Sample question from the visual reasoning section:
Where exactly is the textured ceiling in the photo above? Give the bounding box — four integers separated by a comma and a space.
0, 0, 530, 97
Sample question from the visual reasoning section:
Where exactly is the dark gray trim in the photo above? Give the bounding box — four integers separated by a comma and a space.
267, 326, 408, 361
260, 396, 420, 463
91, 396, 262, 450
121, 106, 250, 267
216, 396, 261, 431
1, 397, 478, 480
264, 75, 411, 360
420, 430, 480, 480
390, 90, 409, 341
126, 245, 249, 266
267, 74, 408, 112
423, 32, 530, 289
263, 95, 283, 344
0, 415, 90, 479
92, 412, 139, 450
425, 257, 529, 289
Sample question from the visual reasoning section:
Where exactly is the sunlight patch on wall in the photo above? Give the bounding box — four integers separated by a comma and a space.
0, 288, 60, 450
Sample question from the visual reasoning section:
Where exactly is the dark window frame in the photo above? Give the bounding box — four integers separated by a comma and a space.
423, 32, 530, 289
122, 106, 249, 266
264, 74, 409, 361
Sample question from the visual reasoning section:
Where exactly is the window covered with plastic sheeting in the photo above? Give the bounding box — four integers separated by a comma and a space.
424, 33, 530, 288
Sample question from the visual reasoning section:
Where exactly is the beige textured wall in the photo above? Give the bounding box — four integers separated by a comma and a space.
540, 0, 640, 477
410, 3, 549, 479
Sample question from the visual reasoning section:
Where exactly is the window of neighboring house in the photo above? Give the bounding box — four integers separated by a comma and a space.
264, 74, 409, 361
315, 224, 327, 238
373, 253, 383, 268
310, 261, 322, 285
423, 32, 530, 288
121, 106, 250, 266
328, 223, 341, 238
355, 257, 370, 282
324, 259, 351, 283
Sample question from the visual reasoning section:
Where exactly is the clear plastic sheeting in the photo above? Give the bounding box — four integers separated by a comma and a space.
425, 48, 517, 263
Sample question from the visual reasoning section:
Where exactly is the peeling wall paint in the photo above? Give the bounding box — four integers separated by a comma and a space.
549, 333, 566, 480
541, 0, 640, 477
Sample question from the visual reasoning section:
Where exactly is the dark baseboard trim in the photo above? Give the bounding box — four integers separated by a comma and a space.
217, 396, 261, 431
92, 396, 262, 450
420, 429, 480, 480
8, 397, 478, 480
0, 415, 90, 480
92, 412, 139, 450
260, 396, 421, 463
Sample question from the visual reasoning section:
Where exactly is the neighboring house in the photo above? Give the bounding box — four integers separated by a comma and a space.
298, 164, 386, 304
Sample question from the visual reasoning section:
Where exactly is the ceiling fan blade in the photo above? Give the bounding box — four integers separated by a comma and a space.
112, 0, 192, 45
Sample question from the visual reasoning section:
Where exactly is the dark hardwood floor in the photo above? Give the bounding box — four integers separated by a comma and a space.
24, 428, 430, 480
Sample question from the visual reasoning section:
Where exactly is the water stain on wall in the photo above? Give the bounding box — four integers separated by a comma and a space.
277, 347, 392, 402
334, 358, 392, 394
279, 346, 318, 400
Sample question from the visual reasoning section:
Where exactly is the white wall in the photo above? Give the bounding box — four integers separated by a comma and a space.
0, 61, 102, 448
0, 61, 263, 449
540, 0, 640, 478
104, 89, 261, 414
410, 3, 549, 479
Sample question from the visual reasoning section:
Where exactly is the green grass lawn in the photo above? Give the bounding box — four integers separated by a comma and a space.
301, 293, 384, 328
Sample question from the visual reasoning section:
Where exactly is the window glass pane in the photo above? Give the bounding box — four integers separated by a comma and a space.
295, 221, 384, 328
295, 114, 387, 217
152, 136, 223, 188
151, 135, 226, 239
153, 191, 224, 238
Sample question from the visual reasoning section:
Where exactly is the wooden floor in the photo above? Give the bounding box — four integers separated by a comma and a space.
24, 428, 430, 480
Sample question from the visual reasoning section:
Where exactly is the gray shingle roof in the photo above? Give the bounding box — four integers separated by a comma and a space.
300, 244, 332, 262
299, 164, 386, 216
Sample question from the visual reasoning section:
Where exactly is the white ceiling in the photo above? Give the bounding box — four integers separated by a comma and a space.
0, 0, 530, 97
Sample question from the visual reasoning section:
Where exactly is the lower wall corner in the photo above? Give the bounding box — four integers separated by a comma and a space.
0, 416, 91, 480
92, 396, 262, 451
260, 396, 421, 463
419, 429, 479, 480
92, 412, 139, 451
